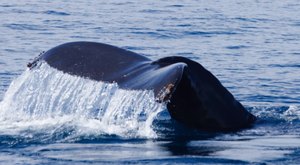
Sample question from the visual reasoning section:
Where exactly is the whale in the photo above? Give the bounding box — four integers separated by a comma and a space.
28, 41, 256, 131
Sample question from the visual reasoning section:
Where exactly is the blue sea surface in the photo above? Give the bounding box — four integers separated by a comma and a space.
0, 0, 300, 164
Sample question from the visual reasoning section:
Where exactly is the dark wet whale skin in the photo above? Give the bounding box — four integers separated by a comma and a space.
35, 41, 256, 131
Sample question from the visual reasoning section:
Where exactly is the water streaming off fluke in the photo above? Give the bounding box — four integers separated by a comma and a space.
0, 62, 164, 139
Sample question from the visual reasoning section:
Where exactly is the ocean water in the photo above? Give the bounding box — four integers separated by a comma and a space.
0, 0, 300, 164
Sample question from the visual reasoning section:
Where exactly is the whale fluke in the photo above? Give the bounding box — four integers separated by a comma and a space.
30, 41, 256, 131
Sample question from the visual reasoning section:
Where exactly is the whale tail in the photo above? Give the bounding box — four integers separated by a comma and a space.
32, 42, 256, 131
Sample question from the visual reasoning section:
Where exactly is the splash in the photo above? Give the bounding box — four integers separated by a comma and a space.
283, 105, 300, 122
0, 62, 164, 139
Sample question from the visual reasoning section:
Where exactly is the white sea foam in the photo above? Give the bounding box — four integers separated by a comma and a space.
283, 105, 300, 121
0, 62, 164, 139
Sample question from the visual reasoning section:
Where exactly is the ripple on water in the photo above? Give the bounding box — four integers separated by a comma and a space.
0, 0, 300, 164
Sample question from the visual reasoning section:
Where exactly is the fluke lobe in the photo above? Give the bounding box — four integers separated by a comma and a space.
29, 41, 256, 131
